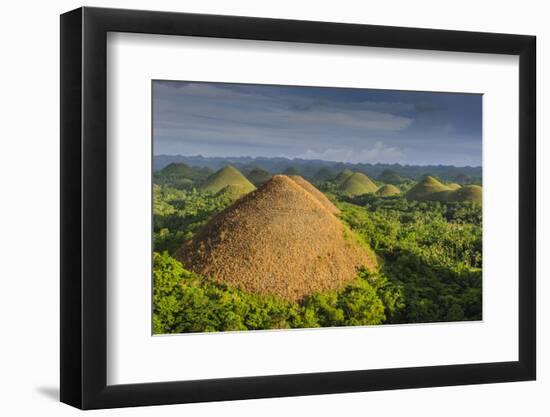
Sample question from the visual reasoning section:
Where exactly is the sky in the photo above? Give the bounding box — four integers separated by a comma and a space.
153, 80, 482, 167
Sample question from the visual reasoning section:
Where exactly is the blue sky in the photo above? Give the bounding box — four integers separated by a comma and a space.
153, 80, 482, 167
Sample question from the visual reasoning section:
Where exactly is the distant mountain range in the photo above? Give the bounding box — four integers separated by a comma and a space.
153, 154, 482, 183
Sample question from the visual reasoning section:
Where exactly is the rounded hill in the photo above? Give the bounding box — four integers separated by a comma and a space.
406, 177, 482, 203
247, 167, 272, 185
216, 184, 255, 201
176, 175, 376, 301
376, 184, 401, 197
445, 185, 482, 203
446, 183, 462, 190
339, 172, 379, 196
405, 176, 450, 201
155, 162, 213, 182
157, 162, 195, 177
201, 165, 256, 195
334, 169, 353, 185
378, 169, 405, 184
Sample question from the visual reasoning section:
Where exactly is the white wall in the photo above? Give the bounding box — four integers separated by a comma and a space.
0, 0, 546, 415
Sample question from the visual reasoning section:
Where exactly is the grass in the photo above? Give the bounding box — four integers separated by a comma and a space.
446, 183, 462, 190
406, 176, 481, 203
334, 169, 353, 185
445, 185, 482, 203
201, 165, 256, 194
376, 184, 401, 197
216, 184, 255, 200
339, 172, 379, 196
405, 176, 451, 201
157, 162, 195, 177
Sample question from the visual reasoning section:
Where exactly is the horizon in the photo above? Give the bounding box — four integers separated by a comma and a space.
153, 81, 482, 166
154, 154, 481, 169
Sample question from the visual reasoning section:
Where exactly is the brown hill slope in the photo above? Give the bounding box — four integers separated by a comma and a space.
176, 175, 376, 301
288, 175, 340, 214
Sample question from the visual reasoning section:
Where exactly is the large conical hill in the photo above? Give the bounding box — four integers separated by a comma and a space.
201, 165, 256, 195
288, 175, 340, 214
176, 175, 376, 301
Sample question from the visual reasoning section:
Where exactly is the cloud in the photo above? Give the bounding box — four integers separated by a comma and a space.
154, 81, 413, 133
153, 87, 414, 163
298, 141, 403, 164
152, 81, 482, 166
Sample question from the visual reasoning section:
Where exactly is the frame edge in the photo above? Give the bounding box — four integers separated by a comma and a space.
61, 6, 537, 409
60, 7, 84, 409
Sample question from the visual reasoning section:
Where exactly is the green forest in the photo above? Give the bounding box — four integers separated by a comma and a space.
153, 161, 482, 334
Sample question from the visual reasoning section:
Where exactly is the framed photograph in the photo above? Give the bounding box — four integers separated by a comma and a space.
60, 7, 536, 409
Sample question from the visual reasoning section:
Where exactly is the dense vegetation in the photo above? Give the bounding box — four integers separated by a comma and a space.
153, 164, 482, 333
338, 194, 482, 323
154, 252, 401, 333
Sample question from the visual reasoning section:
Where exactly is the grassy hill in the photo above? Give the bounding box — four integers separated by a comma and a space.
201, 165, 256, 195
445, 185, 482, 203
334, 169, 353, 185
407, 176, 481, 203
247, 167, 272, 185
405, 176, 451, 201
154, 155, 482, 183
339, 172, 379, 196
155, 162, 212, 181
446, 183, 462, 190
157, 162, 194, 177
154, 162, 213, 188
378, 169, 405, 184
376, 184, 401, 197
216, 184, 255, 201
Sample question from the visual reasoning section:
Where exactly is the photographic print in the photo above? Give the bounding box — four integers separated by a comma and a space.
152, 80, 482, 334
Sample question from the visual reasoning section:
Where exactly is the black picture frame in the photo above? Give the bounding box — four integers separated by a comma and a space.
60, 6, 536, 410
